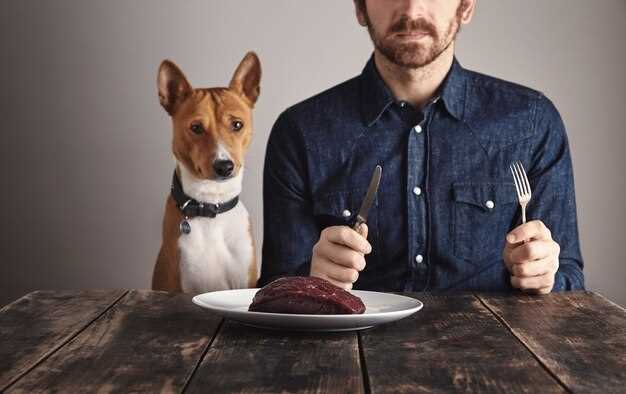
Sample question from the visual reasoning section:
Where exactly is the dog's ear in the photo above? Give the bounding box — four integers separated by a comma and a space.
157, 60, 193, 116
229, 51, 261, 107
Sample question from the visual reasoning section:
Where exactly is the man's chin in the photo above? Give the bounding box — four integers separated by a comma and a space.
382, 46, 436, 68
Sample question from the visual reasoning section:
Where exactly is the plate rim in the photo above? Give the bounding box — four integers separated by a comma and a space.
192, 288, 424, 319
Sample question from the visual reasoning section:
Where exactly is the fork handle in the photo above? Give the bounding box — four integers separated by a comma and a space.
520, 206, 529, 244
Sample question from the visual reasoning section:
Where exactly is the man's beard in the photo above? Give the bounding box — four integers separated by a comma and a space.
365, 4, 465, 68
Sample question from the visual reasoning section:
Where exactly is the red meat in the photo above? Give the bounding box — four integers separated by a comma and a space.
249, 276, 365, 314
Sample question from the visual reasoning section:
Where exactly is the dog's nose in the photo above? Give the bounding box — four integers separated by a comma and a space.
213, 159, 235, 178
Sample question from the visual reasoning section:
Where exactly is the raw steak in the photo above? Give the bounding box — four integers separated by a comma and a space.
248, 276, 365, 314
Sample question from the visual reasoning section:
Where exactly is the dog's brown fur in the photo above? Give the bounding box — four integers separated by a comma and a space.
153, 195, 184, 291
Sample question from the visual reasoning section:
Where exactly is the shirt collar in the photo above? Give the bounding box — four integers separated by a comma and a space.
438, 57, 466, 121
359, 54, 467, 126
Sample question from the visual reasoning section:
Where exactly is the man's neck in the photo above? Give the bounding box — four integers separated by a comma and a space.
373, 44, 455, 108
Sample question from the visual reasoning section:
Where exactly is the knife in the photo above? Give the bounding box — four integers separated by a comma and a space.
352, 165, 382, 237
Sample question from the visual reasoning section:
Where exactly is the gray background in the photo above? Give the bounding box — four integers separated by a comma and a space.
2, 0, 625, 307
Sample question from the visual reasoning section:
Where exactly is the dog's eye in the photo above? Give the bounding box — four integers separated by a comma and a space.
231, 120, 244, 132
190, 122, 204, 135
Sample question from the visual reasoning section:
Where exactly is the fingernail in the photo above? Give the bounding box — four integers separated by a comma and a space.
507, 234, 516, 243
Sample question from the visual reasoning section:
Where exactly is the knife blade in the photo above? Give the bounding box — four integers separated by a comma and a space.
352, 165, 382, 236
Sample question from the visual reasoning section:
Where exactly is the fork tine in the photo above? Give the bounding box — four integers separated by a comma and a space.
514, 161, 528, 196
512, 162, 521, 192
510, 164, 522, 199
518, 161, 532, 197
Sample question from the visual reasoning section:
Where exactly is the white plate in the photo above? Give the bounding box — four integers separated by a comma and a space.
192, 289, 423, 332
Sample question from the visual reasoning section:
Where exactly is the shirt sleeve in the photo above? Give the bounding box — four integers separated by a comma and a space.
258, 111, 319, 286
528, 94, 585, 291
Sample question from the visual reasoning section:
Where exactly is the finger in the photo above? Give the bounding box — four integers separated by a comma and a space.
503, 258, 514, 274
510, 273, 554, 291
312, 268, 353, 290
510, 240, 559, 264
318, 258, 359, 284
506, 220, 552, 244
502, 245, 515, 272
315, 241, 366, 271
521, 285, 553, 295
510, 258, 557, 278
324, 226, 371, 254
534, 286, 553, 295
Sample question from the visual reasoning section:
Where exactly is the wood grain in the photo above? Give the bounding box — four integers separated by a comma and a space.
184, 319, 364, 394
359, 293, 566, 393
0, 289, 127, 391
5, 290, 624, 393
478, 291, 626, 393
5, 290, 222, 393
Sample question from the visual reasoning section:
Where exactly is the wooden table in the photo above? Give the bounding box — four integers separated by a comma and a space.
1, 290, 624, 393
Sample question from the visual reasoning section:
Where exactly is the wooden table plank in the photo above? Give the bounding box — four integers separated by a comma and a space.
5, 290, 222, 393
477, 291, 626, 393
0, 289, 127, 391
359, 293, 566, 393
184, 319, 364, 394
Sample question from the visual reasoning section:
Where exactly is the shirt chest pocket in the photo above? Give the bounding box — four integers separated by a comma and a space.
312, 189, 379, 250
452, 182, 518, 265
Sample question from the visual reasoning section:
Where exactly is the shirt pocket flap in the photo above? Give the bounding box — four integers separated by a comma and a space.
453, 182, 518, 211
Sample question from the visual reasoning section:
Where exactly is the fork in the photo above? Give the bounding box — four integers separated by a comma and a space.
510, 160, 532, 224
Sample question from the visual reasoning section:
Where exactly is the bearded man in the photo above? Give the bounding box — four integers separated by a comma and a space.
259, 0, 584, 294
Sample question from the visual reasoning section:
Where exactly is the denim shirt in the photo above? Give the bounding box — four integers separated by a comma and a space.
259, 55, 584, 292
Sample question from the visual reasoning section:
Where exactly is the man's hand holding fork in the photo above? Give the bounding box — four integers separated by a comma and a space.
504, 161, 560, 294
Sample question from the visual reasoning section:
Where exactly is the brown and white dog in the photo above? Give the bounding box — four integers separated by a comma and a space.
152, 52, 261, 293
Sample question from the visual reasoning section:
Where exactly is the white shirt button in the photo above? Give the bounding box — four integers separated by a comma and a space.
415, 254, 424, 264
485, 200, 495, 209
414, 125, 423, 134
413, 186, 422, 196
342, 209, 352, 217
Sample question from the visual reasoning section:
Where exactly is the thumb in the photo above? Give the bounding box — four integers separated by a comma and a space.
359, 223, 369, 239
502, 237, 518, 272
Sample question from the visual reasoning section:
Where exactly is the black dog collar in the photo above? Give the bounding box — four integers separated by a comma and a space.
171, 171, 239, 218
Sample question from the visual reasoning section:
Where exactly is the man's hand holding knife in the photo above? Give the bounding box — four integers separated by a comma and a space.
310, 166, 381, 290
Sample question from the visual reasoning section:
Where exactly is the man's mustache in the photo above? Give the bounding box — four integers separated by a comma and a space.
389, 16, 437, 37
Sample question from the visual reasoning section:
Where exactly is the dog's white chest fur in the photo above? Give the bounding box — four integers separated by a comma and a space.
176, 164, 254, 294
178, 203, 253, 293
